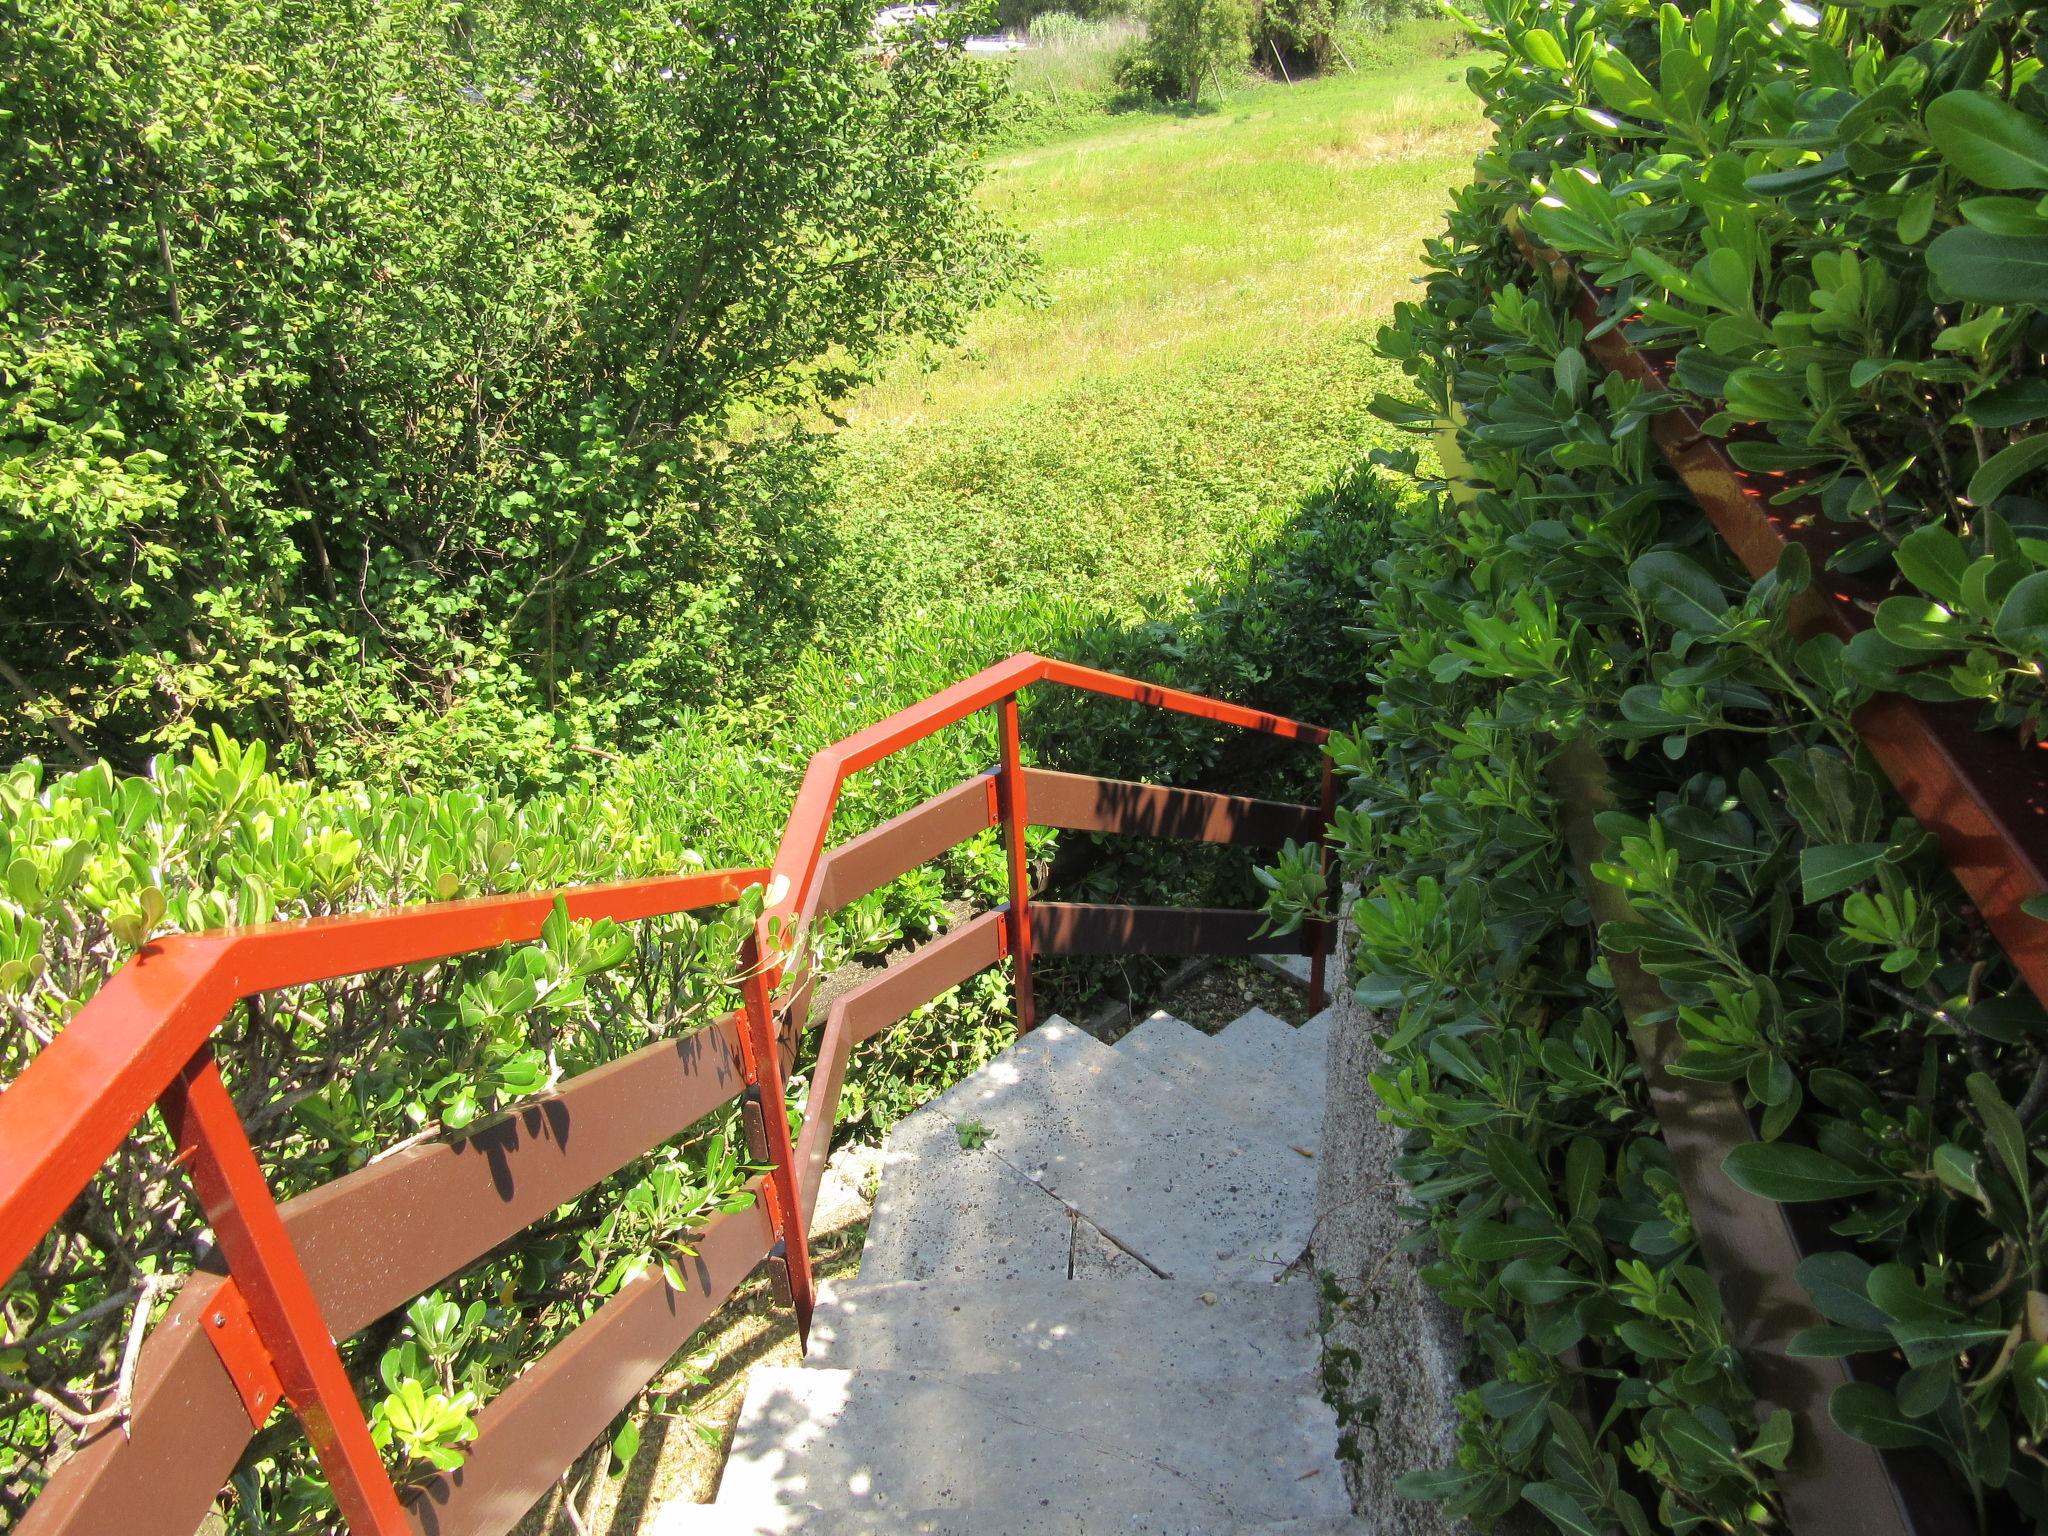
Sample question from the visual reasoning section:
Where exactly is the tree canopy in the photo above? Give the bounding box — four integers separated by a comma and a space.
1, 0, 1023, 787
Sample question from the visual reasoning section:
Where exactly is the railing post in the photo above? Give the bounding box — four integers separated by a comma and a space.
737, 928, 816, 1342
1307, 748, 1336, 1016
157, 1047, 411, 1536
995, 692, 1037, 1033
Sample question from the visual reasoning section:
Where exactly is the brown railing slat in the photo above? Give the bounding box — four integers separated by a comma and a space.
1031, 903, 1302, 957
406, 1192, 774, 1536
794, 910, 1010, 1222
1023, 768, 1320, 848
26, 1012, 755, 1534
295, 1013, 752, 1339
805, 773, 998, 928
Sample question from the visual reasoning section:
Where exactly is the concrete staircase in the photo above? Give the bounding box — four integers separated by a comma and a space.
663, 1005, 1359, 1536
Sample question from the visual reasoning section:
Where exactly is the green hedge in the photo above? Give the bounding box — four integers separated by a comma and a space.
1258, 0, 2048, 1530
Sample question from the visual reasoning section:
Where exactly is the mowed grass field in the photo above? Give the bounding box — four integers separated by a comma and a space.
818, 27, 1484, 629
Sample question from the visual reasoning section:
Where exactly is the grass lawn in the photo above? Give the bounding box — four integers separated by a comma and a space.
815, 25, 1483, 630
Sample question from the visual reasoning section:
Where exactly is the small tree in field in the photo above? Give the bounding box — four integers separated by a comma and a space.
1142, 0, 1252, 105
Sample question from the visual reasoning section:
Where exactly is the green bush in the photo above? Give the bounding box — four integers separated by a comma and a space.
1, 0, 1022, 788
1123, 0, 1253, 103
1262, 0, 2048, 1529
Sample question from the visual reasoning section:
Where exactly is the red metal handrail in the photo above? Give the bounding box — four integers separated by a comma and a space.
0, 653, 1330, 1536
742, 651, 1329, 1327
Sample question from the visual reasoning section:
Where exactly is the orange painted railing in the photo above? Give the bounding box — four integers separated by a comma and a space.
0, 653, 1332, 1536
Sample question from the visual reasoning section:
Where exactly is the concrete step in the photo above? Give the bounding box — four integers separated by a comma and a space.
864, 1019, 1315, 1283
712, 1365, 1349, 1527
1251, 951, 1315, 988
1113, 1012, 1321, 1155
1214, 1006, 1331, 1099
653, 1505, 1369, 1534
855, 1103, 1148, 1285
805, 1276, 1320, 1377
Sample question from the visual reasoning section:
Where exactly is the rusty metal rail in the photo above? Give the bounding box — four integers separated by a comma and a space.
0, 653, 1331, 1536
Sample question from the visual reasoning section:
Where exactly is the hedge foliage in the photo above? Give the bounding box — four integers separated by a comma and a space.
1260, 0, 2048, 1530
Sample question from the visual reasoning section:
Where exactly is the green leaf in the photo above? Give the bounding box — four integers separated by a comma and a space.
1456, 1220, 1567, 1261
1486, 1135, 1558, 1218
1616, 1317, 1688, 1359
1500, 1259, 1585, 1305
1932, 1142, 1985, 1199
1869, 1261, 1963, 1324
1746, 151, 1850, 196
1798, 1251, 1888, 1328
1396, 1466, 1485, 1501
1589, 50, 1661, 118
1660, 1408, 1745, 1475
1563, 1136, 1604, 1221
1927, 91, 2048, 191
1369, 393, 1440, 428
1522, 1481, 1602, 1536
1968, 435, 2048, 506
1830, 1381, 1945, 1449
1957, 379, 2048, 430
1874, 596, 1963, 652
2013, 1343, 2048, 1436
1519, 28, 1568, 73
1894, 523, 1972, 605
1630, 551, 1730, 632
1554, 346, 1588, 400
1891, 1318, 2011, 1367
1966, 1072, 2032, 1202
1722, 1142, 1887, 1202
1898, 184, 1937, 244
1928, 226, 2048, 304
1799, 842, 1892, 902
1994, 572, 2048, 654
1748, 1408, 1795, 1469
1960, 196, 2048, 237
611, 1418, 641, 1470
1788, 1324, 1894, 1357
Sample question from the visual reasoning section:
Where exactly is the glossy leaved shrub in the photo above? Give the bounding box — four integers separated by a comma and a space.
1256, 0, 2048, 1529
